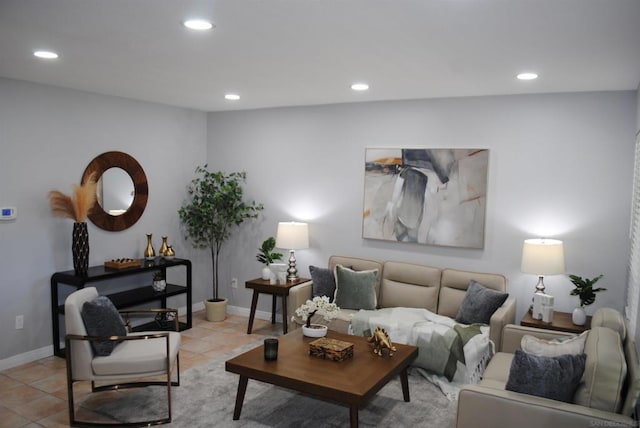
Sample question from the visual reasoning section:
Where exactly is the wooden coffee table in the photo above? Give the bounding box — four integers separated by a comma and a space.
225, 329, 418, 427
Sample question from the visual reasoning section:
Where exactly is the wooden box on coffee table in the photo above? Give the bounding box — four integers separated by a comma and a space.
309, 337, 354, 361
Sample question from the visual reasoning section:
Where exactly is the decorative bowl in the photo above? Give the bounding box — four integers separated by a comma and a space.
302, 324, 328, 338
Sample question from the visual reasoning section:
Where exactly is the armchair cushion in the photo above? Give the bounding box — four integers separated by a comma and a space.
455, 280, 508, 325
334, 265, 378, 310
92, 331, 181, 376
81, 296, 126, 356
506, 350, 586, 403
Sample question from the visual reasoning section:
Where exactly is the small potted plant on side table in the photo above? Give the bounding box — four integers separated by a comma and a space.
256, 236, 283, 280
569, 273, 606, 325
293, 296, 340, 337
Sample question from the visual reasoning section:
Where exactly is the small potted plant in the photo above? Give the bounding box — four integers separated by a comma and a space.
293, 296, 340, 337
152, 271, 166, 292
569, 274, 606, 325
256, 236, 283, 280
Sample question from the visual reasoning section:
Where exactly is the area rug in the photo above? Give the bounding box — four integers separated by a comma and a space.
82, 340, 457, 427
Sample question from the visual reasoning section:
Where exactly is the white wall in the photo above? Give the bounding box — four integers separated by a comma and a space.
637, 82, 640, 132
206, 91, 637, 326
1, 80, 636, 366
0, 78, 207, 363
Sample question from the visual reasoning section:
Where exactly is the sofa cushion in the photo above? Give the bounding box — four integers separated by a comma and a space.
439, 268, 507, 319
574, 326, 627, 413
334, 265, 378, 310
379, 261, 441, 311
329, 256, 383, 299
309, 265, 337, 301
455, 280, 508, 325
81, 296, 127, 356
506, 350, 586, 403
521, 331, 588, 357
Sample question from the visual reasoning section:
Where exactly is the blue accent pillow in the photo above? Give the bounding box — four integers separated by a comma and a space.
81, 296, 127, 356
455, 280, 508, 325
334, 265, 378, 310
309, 265, 336, 301
506, 350, 587, 403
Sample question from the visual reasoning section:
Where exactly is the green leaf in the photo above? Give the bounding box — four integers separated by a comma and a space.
567, 273, 605, 306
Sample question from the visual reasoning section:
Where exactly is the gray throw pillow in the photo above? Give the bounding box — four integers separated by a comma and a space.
455, 280, 508, 325
334, 265, 378, 310
506, 350, 587, 403
309, 265, 336, 301
81, 296, 127, 356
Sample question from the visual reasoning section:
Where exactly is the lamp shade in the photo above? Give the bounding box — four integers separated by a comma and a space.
521, 239, 565, 275
276, 222, 309, 250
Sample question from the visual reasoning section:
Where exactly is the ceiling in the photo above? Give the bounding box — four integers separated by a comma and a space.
1, 0, 639, 112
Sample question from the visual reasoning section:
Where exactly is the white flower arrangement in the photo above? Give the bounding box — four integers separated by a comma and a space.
292, 296, 340, 328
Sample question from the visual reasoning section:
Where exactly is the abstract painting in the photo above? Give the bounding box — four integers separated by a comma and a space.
363, 148, 489, 248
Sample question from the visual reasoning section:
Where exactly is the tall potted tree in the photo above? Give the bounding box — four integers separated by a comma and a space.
179, 166, 263, 321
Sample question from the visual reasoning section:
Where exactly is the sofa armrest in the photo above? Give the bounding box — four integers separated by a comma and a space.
286, 280, 312, 331
500, 324, 574, 353
489, 296, 516, 352
457, 385, 635, 428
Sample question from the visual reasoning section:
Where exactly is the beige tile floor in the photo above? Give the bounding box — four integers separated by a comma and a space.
0, 312, 282, 427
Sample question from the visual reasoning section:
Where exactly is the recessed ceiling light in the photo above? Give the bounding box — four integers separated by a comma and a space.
183, 19, 214, 30
225, 94, 240, 101
351, 83, 369, 91
517, 72, 538, 80
33, 50, 59, 59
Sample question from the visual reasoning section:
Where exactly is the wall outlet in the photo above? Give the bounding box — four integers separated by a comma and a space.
231, 278, 238, 289
15, 315, 24, 330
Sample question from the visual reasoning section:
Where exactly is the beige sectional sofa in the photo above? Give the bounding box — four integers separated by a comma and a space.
288, 255, 516, 351
457, 308, 640, 428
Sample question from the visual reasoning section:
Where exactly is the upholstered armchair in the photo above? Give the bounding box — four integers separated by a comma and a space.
64, 287, 181, 427
456, 308, 640, 428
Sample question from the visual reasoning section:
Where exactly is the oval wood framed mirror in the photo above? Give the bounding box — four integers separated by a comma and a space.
81, 151, 148, 231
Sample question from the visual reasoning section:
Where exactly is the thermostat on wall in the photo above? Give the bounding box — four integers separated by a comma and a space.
1, 207, 17, 221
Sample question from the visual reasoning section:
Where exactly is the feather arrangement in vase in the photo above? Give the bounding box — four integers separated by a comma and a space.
48, 172, 97, 222
48, 173, 98, 275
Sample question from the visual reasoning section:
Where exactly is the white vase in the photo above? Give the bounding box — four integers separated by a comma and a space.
261, 266, 271, 280
302, 324, 328, 338
572, 306, 587, 325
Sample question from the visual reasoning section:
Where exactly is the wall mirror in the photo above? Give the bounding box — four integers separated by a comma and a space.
81, 151, 148, 231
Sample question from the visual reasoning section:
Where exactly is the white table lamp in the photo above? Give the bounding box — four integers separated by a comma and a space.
521, 238, 565, 296
276, 222, 309, 281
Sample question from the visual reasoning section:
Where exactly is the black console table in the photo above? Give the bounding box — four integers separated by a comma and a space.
51, 257, 192, 357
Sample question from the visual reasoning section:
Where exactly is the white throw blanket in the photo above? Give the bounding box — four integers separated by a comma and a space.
351, 307, 493, 400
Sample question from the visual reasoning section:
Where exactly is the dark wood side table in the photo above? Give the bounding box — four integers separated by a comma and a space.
245, 277, 311, 335
520, 310, 591, 334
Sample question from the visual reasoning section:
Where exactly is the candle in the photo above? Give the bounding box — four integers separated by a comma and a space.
264, 338, 278, 361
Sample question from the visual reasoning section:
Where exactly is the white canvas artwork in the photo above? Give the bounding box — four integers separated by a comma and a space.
363, 148, 489, 249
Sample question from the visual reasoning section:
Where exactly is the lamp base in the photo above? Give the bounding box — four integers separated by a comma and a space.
286, 249, 298, 281
534, 275, 546, 294
528, 275, 546, 313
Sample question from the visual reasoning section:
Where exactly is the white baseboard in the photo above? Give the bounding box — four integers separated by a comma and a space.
228, 304, 277, 321
0, 345, 54, 371
0, 302, 276, 371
